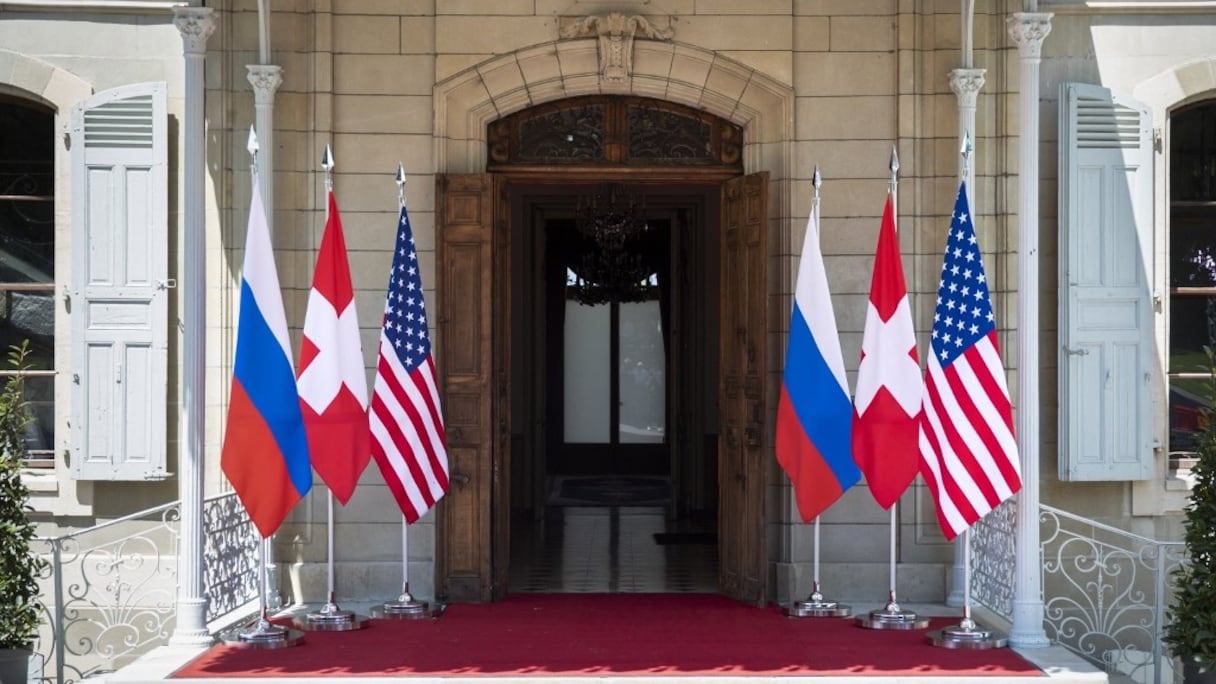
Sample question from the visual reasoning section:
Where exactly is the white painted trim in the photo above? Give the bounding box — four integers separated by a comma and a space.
1043, 0, 1216, 12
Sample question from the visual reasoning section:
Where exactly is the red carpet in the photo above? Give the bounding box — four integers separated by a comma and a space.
174, 594, 1043, 678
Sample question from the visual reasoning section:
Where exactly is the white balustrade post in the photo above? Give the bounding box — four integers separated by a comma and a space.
947, 66, 986, 608
171, 5, 215, 647
1007, 10, 1053, 649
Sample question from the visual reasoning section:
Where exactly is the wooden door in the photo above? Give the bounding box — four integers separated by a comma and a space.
435, 173, 510, 602
718, 172, 768, 604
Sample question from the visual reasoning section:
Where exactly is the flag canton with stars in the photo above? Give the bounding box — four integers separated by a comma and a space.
930, 186, 995, 367
383, 206, 432, 368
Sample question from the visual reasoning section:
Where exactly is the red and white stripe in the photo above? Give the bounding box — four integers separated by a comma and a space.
918, 331, 1021, 539
369, 344, 449, 524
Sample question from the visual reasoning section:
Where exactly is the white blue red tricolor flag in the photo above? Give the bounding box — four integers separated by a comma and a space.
221, 176, 312, 539
852, 195, 923, 510
297, 189, 370, 505
368, 204, 449, 524
775, 203, 859, 522
918, 182, 1021, 540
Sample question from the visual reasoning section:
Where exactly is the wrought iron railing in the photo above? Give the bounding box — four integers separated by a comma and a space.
970, 502, 1186, 684
971, 498, 1017, 622
1039, 504, 1186, 684
29, 492, 259, 683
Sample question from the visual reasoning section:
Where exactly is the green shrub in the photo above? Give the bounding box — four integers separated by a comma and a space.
0, 340, 47, 650
1165, 346, 1216, 672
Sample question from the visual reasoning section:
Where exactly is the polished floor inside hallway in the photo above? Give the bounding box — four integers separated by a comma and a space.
508, 477, 719, 593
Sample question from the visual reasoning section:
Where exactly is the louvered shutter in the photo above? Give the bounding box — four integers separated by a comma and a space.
1058, 82, 1155, 481
69, 83, 169, 480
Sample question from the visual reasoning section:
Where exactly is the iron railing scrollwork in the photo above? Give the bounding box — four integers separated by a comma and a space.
30, 492, 258, 683
1039, 505, 1185, 684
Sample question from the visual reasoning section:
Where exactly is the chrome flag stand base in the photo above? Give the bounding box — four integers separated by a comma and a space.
857, 599, 929, 631
372, 584, 432, 620
927, 617, 1008, 649
785, 586, 851, 618
220, 611, 305, 650
294, 593, 368, 632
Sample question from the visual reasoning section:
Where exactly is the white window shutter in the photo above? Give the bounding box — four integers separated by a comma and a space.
69, 82, 169, 481
1058, 82, 1155, 481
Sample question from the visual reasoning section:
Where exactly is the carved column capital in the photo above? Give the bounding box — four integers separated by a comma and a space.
949, 68, 986, 109
173, 6, 215, 55
1007, 12, 1053, 60
560, 12, 674, 84
246, 64, 283, 104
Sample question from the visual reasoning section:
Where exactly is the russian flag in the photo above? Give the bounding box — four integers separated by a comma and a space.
775, 200, 860, 522
221, 175, 312, 539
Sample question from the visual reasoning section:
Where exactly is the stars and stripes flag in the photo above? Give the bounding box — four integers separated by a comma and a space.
368, 203, 449, 524
918, 182, 1022, 540
297, 189, 370, 505
776, 200, 860, 522
852, 194, 924, 510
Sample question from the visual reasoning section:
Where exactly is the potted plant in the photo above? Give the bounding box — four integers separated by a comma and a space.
1165, 346, 1216, 684
0, 341, 47, 683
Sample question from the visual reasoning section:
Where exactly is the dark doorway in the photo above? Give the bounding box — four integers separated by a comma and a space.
506, 182, 721, 593
435, 96, 767, 604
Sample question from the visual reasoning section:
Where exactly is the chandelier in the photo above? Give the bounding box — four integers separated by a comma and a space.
569, 185, 654, 305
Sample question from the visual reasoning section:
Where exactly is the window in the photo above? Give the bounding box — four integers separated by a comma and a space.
1168, 101, 1216, 471
0, 97, 55, 468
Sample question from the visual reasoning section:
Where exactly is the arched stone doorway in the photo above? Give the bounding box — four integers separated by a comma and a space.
430, 40, 794, 606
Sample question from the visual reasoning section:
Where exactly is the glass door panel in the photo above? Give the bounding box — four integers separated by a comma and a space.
619, 300, 665, 444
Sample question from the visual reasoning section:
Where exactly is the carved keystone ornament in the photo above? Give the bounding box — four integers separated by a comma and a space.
560, 13, 675, 84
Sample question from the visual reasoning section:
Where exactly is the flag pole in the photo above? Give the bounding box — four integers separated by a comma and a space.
296, 143, 367, 632
858, 146, 928, 631
375, 162, 432, 621
786, 166, 850, 619
927, 131, 1008, 650
219, 127, 305, 648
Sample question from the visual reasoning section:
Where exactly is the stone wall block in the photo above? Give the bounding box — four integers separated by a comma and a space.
334, 14, 401, 54
633, 41, 675, 81
807, 95, 897, 140
794, 51, 895, 96
672, 16, 792, 51
516, 44, 562, 85
720, 51, 792, 87
554, 40, 599, 80
436, 16, 555, 55
828, 15, 897, 51
479, 58, 527, 101
669, 44, 714, 89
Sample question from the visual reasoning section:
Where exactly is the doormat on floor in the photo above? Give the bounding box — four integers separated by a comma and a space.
653, 532, 716, 545
548, 475, 671, 506
173, 594, 1046, 678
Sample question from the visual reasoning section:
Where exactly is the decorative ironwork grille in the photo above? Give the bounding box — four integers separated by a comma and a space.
1040, 505, 1186, 684
488, 95, 742, 168
30, 492, 259, 683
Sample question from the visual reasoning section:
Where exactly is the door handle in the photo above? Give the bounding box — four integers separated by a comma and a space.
1063, 346, 1089, 356
451, 472, 471, 490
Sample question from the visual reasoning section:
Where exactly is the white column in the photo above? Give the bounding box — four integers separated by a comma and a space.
1007, 10, 1052, 649
171, 6, 215, 647
246, 65, 282, 234
946, 66, 986, 608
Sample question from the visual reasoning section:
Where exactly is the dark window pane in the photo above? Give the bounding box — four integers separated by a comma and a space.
0, 100, 55, 284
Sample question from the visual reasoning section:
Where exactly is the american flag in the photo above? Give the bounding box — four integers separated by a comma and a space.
917, 182, 1021, 540
369, 205, 449, 524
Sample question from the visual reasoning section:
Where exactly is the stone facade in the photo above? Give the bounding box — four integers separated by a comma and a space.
2, 0, 1211, 606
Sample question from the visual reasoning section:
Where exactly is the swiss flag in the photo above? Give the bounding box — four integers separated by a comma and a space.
852, 195, 924, 510
297, 190, 370, 504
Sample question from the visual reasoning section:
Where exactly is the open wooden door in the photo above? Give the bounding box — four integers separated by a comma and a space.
718, 172, 768, 605
435, 173, 510, 602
